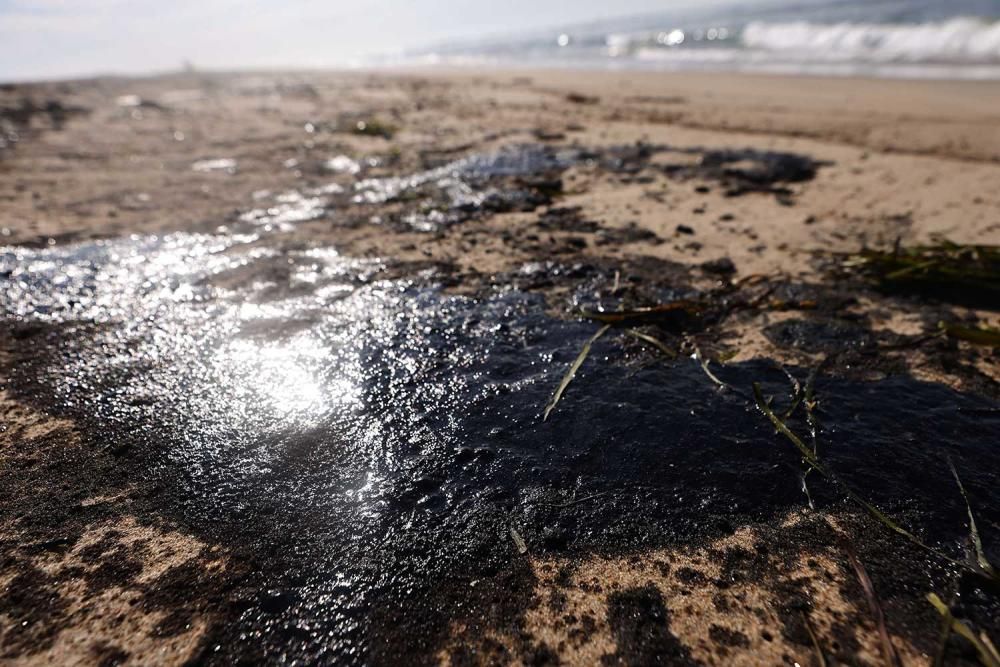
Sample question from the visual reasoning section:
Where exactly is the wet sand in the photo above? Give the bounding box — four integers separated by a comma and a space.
1, 69, 999, 665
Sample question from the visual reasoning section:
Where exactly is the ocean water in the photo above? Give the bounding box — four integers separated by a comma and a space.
397, 0, 1000, 79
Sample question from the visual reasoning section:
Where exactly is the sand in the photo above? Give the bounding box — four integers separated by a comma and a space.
1, 68, 998, 665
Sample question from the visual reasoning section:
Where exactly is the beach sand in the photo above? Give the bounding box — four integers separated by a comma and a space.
1, 69, 998, 665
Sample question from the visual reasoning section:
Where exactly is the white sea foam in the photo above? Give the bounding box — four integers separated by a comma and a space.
393, 3, 1000, 79
742, 17, 1000, 63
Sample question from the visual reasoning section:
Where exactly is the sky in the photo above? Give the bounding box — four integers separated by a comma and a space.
0, 0, 729, 81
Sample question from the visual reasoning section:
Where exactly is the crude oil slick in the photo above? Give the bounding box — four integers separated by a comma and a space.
2, 143, 998, 663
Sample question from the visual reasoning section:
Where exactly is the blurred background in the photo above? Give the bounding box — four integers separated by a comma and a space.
3, 0, 1000, 82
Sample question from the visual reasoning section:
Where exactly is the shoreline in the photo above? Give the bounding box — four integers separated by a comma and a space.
11, 54, 1000, 87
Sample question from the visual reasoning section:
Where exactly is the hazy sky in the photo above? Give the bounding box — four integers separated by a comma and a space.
0, 0, 728, 81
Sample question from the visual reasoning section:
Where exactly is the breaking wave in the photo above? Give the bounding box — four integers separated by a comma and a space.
741, 17, 1000, 63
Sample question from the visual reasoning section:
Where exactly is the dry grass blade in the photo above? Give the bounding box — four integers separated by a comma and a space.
801, 362, 823, 508
984, 636, 1000, 665
624, 328, 677, 358
777, 365, 814, 507
694, 346, 746, 397
538, 491, 613, 508
932, 593, 954, 667
543, 324, 611, 421
803, 363, 821, 453
581, 300, 702, 325
777, 360, 823, 445
947, 457, 998, 579
754, 383, 823, 470
942, 322, 1000, 348
927, 593, 1000, 667
802, 357, 829, 430
879, 328, 947, 351
884, 258, 940, 280
779, 365, 803, 420
802, 613, 827, 667
752, 383, 974, 574
800, 470, 815, 510
845, 544, 902, 667
698, 356, 727, 389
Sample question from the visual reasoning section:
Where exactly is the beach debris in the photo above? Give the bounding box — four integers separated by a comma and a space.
509, 525, 528, 554
544, 278, 842, 418
842, 242, 1000, 307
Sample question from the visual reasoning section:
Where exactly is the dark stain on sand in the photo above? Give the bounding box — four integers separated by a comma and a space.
1, 144, 997, 665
